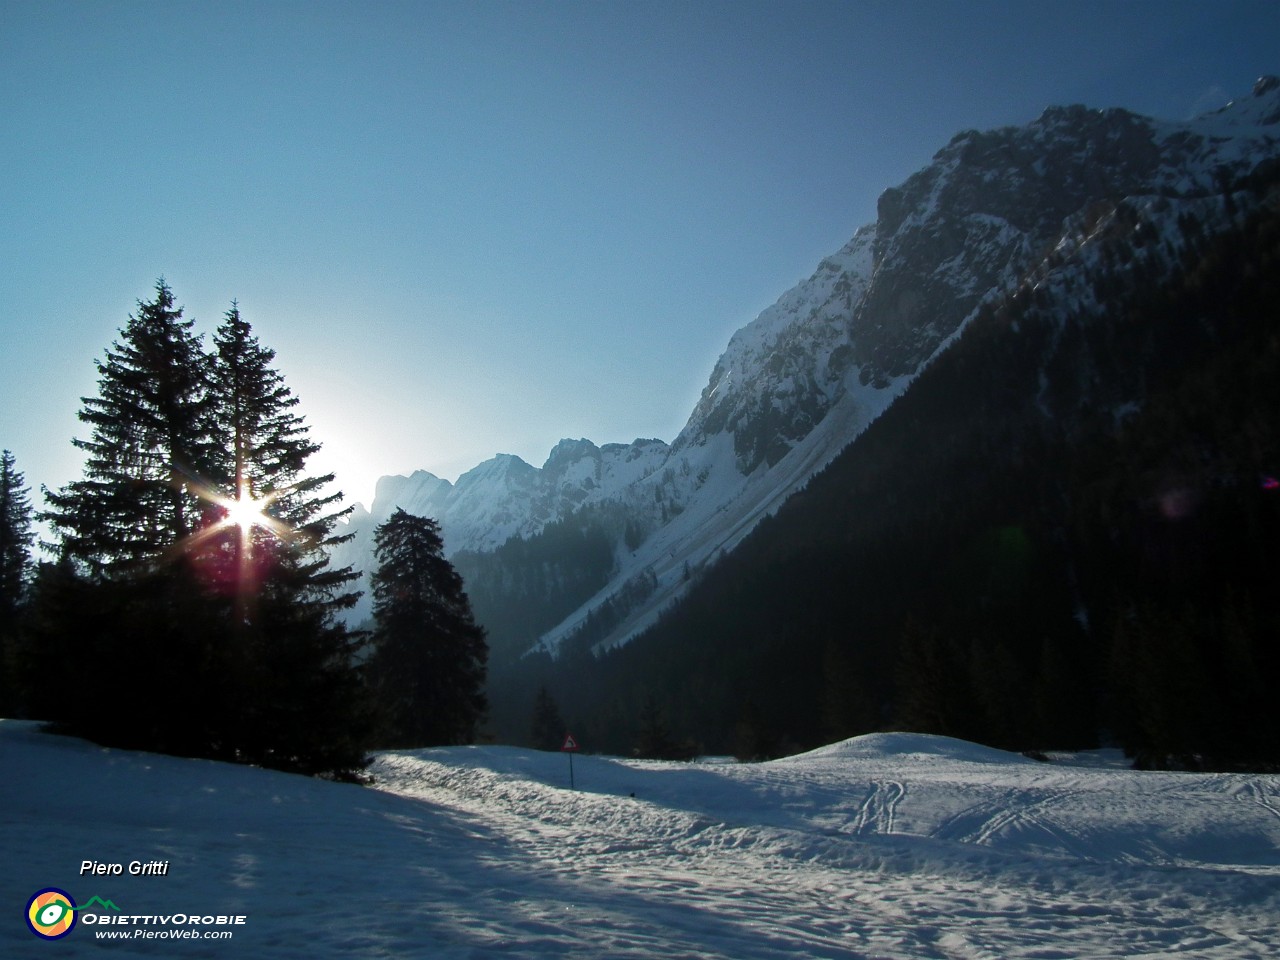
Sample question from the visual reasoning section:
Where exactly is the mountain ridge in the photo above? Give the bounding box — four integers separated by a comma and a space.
333, 77, 1280, 663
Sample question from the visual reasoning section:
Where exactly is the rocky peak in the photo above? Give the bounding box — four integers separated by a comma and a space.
673, 226, 876, 473
453, 454, 538, 495
675, 81, 1279, 473
543, 438, 601, 475
851, 87, 1280, 387
369, 470, 450, 519
601, 437, 667, 460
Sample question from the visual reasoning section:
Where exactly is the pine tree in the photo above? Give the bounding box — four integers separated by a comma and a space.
201, 302, 371, 778
0, 449, 33, 713
34, 281, 224, 751
368, 509, 487, 746
633, 692, 695, 760
820, 636, 872, 743
530, 684, 565, 750
203, 302, 359, 615
0, 450, 32, 628
894, 616, 962, 737
732, 698, 778, 762
43, 280, 216, 576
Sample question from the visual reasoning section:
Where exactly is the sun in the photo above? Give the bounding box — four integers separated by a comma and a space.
217, 484, 274, 532
223, 494, 268, 530
171, 476, 294, 585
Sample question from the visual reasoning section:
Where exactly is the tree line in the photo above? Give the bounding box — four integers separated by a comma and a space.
0, 281, 486, 779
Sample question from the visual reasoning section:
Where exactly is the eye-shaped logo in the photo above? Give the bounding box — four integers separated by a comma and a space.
26, 888, 78, 940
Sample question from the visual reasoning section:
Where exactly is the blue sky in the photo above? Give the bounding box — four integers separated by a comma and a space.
3, 0, 1277, 511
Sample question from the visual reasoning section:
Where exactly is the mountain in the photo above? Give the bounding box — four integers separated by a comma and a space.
337, 77, 1280, 681
546, 80, 1280, 761
331, 438, 669, 625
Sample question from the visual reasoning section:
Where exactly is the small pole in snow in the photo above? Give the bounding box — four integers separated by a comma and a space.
561, 733, 580, 790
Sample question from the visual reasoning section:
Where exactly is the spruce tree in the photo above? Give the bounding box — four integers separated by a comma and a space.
204, 302, 359, 614
0, 449, 32, 628
0, 449, 33, 713
44, 280, 215, 576
632, 692, 695, 760
202, 302, 371, 777
34, 282, 223, 751
530, 685, 565, 751
368, 509, 487, 746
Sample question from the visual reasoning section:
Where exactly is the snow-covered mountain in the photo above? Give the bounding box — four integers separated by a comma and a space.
351, 438, 669, 554
336, 77, 1280, 651
331, 438, 670, 624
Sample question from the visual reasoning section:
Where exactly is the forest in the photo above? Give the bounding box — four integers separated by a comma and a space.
0, 285, 487, 780
515, 168, 1280, 769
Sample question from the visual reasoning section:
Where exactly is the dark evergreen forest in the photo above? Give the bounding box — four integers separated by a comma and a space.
514, 172, 1280, 769
0, 286, 487, 780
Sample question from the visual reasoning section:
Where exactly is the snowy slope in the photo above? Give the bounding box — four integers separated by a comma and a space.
6, 720, 1280, 959
335, 78, 1280, 652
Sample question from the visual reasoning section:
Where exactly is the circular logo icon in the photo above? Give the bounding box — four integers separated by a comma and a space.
26, 888, 77, 940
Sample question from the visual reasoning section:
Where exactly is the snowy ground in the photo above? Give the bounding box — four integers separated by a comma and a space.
4, 720, 1279, 959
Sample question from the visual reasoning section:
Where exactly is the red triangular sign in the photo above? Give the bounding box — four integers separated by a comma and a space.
561, 733, 579, 752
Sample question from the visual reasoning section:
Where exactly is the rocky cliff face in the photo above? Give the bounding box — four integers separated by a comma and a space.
670, 82, 1280, 474
335, 78, 1280, 652
673, 227, 876, 475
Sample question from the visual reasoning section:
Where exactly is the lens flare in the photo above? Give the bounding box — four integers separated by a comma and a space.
168, 468, 302, 610
220, 488, 270, 531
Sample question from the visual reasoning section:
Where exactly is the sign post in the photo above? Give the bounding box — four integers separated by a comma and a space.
561, 733, 579, 790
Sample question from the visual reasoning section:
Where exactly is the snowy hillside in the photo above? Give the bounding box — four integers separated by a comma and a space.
5, 720, 1279, 958
337, 78, 1280, 654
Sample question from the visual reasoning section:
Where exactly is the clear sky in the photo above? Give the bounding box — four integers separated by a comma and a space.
3, 0, 1277, 514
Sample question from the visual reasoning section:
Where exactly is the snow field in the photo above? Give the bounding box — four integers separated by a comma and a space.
4, 720, 1279, 959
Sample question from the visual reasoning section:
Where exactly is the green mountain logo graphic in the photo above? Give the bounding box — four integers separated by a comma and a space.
74, 896, 121, 912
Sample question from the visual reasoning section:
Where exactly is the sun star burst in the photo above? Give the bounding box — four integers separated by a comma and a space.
221, 489, 270, 531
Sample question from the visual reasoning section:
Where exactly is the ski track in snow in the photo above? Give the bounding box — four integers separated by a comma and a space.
851, 780, 905, 837
370, 745, 1280, 960
1241, 780, 1280, 824
5, 722, 1280, 959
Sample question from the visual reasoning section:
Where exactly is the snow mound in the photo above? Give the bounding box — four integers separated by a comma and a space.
787, 731, 1037, 766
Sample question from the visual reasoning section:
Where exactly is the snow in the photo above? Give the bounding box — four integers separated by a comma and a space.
331, 85, 1280, 653
537, 357, 910, 656
6, 720, 1279, 958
